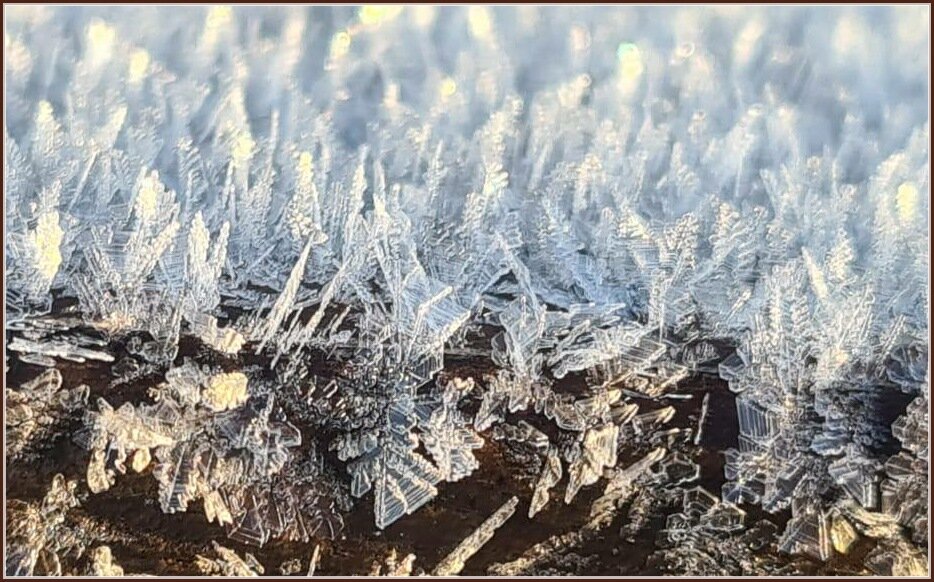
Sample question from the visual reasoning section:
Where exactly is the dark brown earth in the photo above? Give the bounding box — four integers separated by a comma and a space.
3, 323, 887, 576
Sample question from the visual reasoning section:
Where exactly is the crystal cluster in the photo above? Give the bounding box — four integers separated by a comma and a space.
4, 4, 929, 576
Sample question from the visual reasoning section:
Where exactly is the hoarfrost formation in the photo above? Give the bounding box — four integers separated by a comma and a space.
3, 4, 930, 577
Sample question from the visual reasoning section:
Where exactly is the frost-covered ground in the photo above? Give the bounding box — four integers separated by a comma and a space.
4, 5, 930, 577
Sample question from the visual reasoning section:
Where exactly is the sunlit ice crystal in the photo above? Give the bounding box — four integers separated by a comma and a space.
2, 4, 930, 574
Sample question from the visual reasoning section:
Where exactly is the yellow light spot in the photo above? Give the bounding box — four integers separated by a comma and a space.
36, 100, 55, 126
202, 6, 233, 48
896, 182, 919, 223
215, 328, 245, 354
330, 30, 352, 60
440, 77, 457, 99
136, 172, 161, 221
206, 5, 233, 30
202, 372, 249, 411
359, 6, 382, 25
231, 132, 254, 165
31, 211, 63, 282
297, 151, 314, 182
130, 448, 151, 473
359, 5, 403, 27
468, 6, 493, 40
128, 49, 150, 84
87, 19, 116, 59
617, 43, 644, 81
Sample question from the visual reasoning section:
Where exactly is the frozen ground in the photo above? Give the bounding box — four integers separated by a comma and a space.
4, 5, 930, 576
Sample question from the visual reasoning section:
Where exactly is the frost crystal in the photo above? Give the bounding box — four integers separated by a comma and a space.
5, 475, 83, 576
433, 496, 519, 576
3, 4, 929, 575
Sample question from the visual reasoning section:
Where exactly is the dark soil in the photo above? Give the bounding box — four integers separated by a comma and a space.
4, 322, 903, 576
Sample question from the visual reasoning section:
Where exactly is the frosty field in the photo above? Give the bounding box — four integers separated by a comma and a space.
3, 5, 930, 577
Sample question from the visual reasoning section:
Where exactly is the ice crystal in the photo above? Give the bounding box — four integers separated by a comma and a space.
5, 475, 84, 577
3, 4, 929, 573
195, 542, 264, 577
80, 362, 344, 546
6, 369, 88, 460
433, 496, 519, 576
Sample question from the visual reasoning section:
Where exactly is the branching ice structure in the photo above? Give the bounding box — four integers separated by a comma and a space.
5, 475, 84, 576
3, 4, 930, 574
